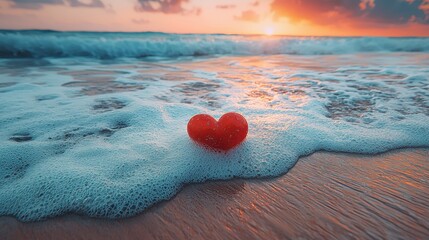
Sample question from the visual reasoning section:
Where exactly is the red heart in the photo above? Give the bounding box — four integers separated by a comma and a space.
187, 112, 248, 151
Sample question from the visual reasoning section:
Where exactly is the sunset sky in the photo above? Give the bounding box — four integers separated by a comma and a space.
0, 0, 428, 36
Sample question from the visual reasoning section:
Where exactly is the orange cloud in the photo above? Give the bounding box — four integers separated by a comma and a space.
359, 0, 375, 10
216, 4, 235, 9
271, 0, 429, 25
420, 0, 429, 14
234, 10, 259, 22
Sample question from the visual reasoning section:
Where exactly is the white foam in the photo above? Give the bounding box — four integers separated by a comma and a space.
0, 53, 428, 221
1, 31, 429, 58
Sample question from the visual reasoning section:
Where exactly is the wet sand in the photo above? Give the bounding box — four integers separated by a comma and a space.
1, 148, 428, 240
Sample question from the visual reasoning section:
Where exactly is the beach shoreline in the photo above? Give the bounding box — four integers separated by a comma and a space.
1, 148, 428, 240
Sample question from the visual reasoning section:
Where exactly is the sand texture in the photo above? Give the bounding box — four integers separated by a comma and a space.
1, 148, 428, 240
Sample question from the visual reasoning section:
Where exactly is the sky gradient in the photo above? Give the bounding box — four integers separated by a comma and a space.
0, 0, 428, 36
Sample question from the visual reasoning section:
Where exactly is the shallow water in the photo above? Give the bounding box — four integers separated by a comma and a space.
0, 36, 429, 221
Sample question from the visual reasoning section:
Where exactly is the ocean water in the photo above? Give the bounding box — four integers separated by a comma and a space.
0, 30, 428, 221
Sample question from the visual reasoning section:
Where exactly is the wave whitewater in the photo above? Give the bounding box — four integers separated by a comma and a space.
0, 30, 429, 58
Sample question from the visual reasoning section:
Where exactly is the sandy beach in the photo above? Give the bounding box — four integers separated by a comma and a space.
1, 1, 429, 239
1, 148, 428, 240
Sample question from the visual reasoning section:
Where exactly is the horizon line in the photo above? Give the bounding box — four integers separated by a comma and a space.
0, 28, 428, 38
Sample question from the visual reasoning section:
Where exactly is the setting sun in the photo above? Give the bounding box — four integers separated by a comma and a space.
264, 27, 274, 36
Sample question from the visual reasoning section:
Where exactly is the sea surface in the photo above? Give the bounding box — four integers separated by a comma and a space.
0, 30, 428, 221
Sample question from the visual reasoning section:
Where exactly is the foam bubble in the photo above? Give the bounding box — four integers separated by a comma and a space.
0, 53, 428, 221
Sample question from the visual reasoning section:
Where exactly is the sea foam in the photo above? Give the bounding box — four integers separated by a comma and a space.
1, 30, 429, 58
0, 49, 428, 221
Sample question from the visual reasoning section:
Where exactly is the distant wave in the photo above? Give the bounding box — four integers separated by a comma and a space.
0, 31, 428, 58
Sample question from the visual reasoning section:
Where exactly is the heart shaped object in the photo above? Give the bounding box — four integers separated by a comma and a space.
187, 112, 248, 151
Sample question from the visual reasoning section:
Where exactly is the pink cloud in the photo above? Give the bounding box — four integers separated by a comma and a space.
234, 10, 259, 22
135, 0, 200, 15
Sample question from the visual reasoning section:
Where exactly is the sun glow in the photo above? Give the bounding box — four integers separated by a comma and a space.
264, 27, 274, 36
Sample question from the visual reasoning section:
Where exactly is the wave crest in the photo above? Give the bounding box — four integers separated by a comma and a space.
1, 31, 429, 58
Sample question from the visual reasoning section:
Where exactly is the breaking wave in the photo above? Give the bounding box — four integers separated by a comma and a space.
0, 30, 428, 58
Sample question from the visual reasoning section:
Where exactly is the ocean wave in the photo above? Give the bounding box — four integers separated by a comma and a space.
0, 31, 429, 58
